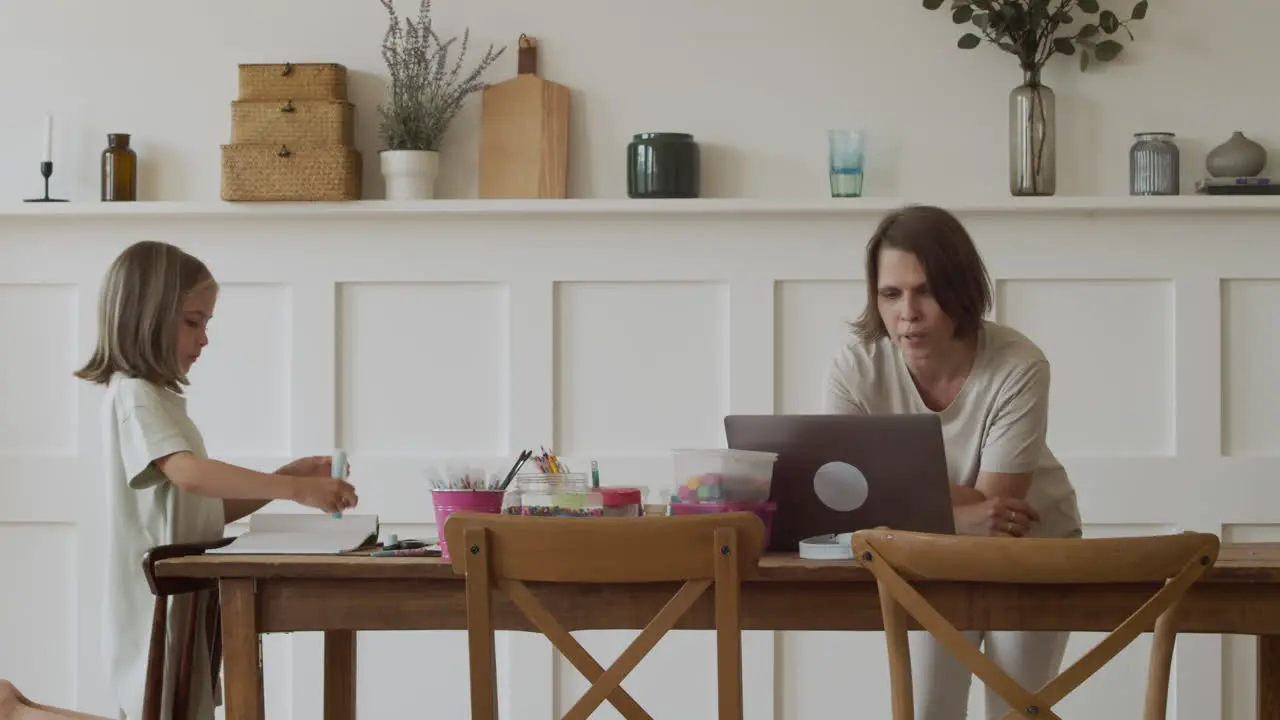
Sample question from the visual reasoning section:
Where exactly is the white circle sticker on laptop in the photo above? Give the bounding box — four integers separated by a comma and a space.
813, 461, 869, 512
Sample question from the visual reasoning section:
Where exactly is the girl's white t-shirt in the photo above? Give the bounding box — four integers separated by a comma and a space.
99, 372, 225, 720
822, 320, 1082, 539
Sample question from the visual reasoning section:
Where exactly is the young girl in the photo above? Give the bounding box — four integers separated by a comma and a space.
75, 240, 358, 720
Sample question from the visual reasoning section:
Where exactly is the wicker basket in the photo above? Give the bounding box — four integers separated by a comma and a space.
231, 99, 354, 146
220, 144, 362, 201
238, 62, 347, 101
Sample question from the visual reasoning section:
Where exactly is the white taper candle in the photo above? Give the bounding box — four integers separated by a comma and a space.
42, 115, 52, 164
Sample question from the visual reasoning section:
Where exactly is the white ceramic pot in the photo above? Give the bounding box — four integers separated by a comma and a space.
380, 149, 440, 200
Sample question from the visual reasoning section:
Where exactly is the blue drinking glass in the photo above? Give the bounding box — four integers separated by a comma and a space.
828, 130, 865, 198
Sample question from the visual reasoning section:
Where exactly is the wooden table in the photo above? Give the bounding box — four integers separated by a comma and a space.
157, 542, 1280, 719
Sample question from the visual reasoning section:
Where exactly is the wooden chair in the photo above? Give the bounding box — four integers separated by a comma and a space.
850, 528, 1221, 720
139, 538, 232, 720
444, 511, 765, 720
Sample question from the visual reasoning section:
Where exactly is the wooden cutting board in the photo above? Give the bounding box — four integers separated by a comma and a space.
477, 35, 571, 199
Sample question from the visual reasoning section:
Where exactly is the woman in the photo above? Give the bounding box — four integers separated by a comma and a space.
822, 205, 1081, 720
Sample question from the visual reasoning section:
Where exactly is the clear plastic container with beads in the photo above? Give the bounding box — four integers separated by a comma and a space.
501, 472, 604, 517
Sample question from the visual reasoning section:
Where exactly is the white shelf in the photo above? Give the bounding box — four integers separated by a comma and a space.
2, 195, 1278, 220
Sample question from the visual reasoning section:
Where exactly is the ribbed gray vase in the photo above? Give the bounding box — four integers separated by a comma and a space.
1009, 69, 1056, 196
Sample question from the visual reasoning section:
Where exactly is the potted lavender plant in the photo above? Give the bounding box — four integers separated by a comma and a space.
376, 0, 504, 199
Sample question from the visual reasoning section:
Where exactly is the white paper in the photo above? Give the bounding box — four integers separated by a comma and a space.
207, 512, 379, 555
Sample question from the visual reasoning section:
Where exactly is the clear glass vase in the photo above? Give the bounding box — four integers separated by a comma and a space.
1009, 70, 1056, 196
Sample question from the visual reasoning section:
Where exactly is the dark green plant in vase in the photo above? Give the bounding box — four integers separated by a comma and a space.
922, 0, 1150, 196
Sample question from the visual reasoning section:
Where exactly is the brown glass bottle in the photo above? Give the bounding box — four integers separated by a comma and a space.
101, 133, 137, 201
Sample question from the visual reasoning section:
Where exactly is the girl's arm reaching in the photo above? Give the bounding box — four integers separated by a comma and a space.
154, 452, 357, 515
155, 452, 297, 499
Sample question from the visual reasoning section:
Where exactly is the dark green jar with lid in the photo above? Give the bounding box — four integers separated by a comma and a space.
627, 132, 699, 198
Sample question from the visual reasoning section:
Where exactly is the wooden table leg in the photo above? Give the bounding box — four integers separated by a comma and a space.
220, 579, 264, 720
1260, 635, 1280, 720
324, 630, 357, 720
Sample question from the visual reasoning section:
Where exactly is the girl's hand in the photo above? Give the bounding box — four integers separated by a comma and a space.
291, 477, 359, 515
277, 455, 351, 478
953, 496, 1039, 537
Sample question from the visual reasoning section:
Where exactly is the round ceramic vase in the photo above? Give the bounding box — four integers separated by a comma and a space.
1206, 132, 1267, 178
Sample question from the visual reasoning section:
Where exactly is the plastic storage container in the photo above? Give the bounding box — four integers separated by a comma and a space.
599, 486, 645, 517
669, 500, 776, 551
644, 487, 673, 517
502, 473, 604, 517
672, 449, 778, 503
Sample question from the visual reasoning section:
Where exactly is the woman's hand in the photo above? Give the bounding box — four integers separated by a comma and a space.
277, 455, 350, 478
953, 496, 1040, 537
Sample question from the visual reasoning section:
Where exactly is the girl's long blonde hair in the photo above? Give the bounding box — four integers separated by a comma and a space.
75, 240, 216, 393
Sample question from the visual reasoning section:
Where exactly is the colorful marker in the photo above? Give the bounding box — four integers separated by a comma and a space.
332, 448, 346, 518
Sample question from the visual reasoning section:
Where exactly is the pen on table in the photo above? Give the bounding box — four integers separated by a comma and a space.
370, 546, 436, 557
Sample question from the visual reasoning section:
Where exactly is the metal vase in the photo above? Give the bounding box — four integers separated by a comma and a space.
1009, 70, 1056, 196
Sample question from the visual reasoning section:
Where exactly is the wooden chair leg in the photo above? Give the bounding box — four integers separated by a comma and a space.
1143, 612, 1177, 720
877, 582, 914, 720
207, 592, 222, 691
713, 527, 744, 720
173, 593, 200, 720
140, 589, 221, 720
139, 541, 228, 720
141, 597, 167, 720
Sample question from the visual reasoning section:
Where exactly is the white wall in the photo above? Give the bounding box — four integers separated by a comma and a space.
1, 198, 1279, 719
2, 0, 1279, 718
0, 1, 1275, 203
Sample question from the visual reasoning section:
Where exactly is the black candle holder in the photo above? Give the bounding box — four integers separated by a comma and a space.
24, 161, 68, 202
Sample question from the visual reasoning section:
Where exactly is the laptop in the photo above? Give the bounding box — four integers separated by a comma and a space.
724, 413, 956, 553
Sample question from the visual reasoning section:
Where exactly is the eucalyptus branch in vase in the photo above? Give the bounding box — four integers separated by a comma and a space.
924, 0, 1149, 76
921, 0, 1150, 196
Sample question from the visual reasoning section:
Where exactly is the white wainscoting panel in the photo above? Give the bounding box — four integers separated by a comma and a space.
0, 523, 77, 707
996, 279, 1176, 457
0, 283, 79, 456
0, 200, 1278, 719
337, 281, 510, 457
1221, 279, 1280, 457
188, 283, 293, 458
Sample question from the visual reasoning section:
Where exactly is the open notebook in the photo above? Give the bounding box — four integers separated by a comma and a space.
207, 512, 379, 555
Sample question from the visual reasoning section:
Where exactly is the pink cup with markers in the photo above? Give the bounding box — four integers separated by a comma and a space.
432, 489, 506, 560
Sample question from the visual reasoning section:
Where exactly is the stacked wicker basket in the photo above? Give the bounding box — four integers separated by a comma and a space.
221, 62, 362, 201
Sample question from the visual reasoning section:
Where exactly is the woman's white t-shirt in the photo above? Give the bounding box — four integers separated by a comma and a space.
99, 373, 225, 720
822, 321, 1081, 539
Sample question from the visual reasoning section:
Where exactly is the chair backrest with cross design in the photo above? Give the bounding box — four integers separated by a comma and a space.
444, 511, 765, 720
850, 528, 1220, 720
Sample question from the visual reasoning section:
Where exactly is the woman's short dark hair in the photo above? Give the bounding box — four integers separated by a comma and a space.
852, 204, 993, 343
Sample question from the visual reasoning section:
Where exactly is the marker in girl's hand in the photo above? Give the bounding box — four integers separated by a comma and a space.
331, 449, 347, 518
